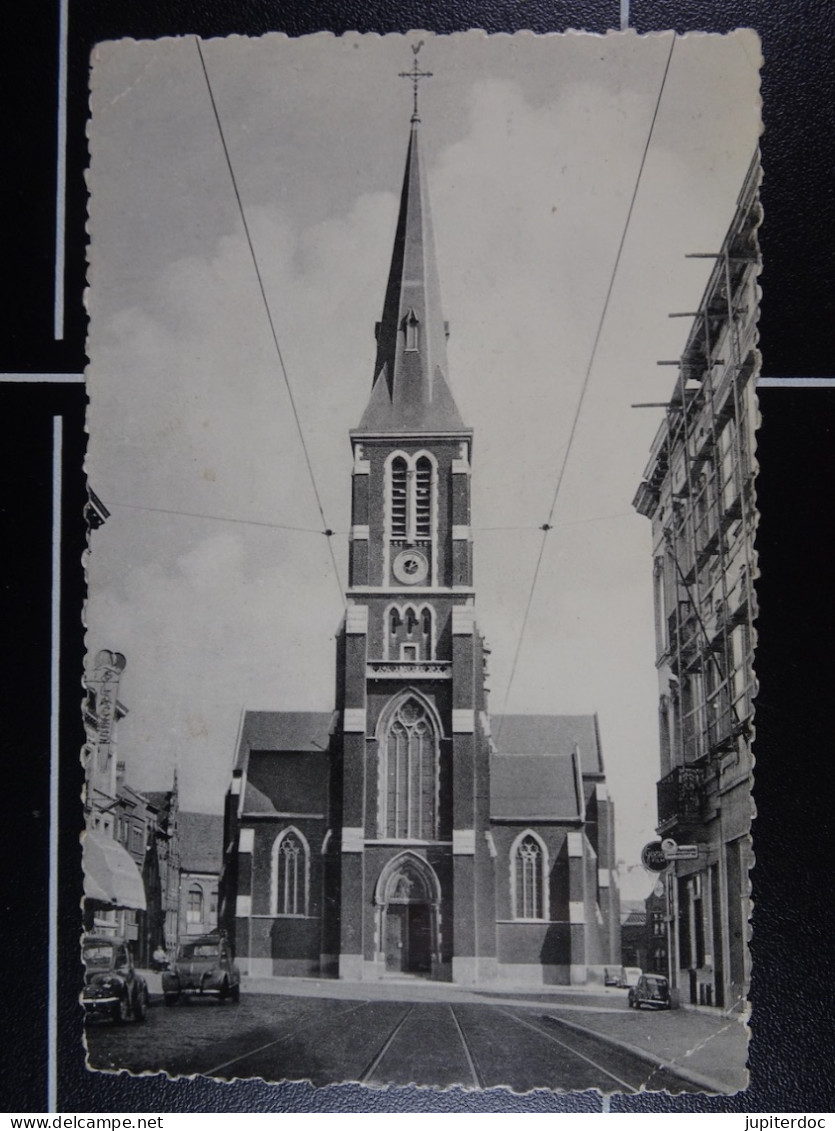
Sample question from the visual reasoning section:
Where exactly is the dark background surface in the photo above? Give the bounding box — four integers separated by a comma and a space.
1, 0, 833, 1113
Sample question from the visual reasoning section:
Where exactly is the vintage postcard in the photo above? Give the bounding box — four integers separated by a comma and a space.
83, 30, 761, 1095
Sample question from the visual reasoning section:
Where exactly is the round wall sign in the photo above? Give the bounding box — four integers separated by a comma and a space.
641, 840, 669, 873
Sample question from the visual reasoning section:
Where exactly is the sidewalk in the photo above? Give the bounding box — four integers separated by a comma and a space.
545, 1004, 749, 1094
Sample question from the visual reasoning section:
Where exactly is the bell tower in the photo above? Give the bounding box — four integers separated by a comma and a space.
332, 57, 496, 984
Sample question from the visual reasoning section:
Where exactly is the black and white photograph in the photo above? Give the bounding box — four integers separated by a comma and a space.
82, 30, 761, 1095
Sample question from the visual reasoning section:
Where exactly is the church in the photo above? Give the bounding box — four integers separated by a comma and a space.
219, 90, 621, 986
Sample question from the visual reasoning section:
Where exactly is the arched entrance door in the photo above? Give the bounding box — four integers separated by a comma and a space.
376, 854, 440, 977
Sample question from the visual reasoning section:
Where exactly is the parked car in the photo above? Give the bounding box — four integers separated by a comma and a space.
82, 935, 149, 1024
628, 973, 671, 1010
604, 966, 621, 986
162, 934, 241, 1005
620, 966, 643, 988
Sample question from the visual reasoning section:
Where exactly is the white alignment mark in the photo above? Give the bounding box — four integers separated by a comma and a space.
48, 416, 63, 1112
2, 373, 84, 383
54, 0, 69, 341
757, 376, 835, 387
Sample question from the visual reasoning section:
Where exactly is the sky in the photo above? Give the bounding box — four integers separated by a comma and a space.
86, 31, 761, 900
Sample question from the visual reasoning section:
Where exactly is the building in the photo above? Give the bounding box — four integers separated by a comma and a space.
144, 783, 181, 951
112, 771, 161, 964
82, 650, 147, 936
632, 155, 760, 1012
620, 900, 648, 970
220, 99, 621, 986
644, 888, 668, 976
177, 811, 224, 939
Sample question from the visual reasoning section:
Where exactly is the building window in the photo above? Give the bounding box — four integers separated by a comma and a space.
386, 604, 434, 661
272, 828, 310, 917
506, 832, 547, 918
387, 452, 436, 548
390, 457, 408, 538
404, 311, 420, 351
186, 886, 203, 925
414, 458, 432, 538
385, 697, 438, 840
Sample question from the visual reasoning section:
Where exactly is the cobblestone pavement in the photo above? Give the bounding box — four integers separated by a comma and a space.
84, 990, 740, 1095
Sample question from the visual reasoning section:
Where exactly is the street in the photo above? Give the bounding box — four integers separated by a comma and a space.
85, 990, 717, 1094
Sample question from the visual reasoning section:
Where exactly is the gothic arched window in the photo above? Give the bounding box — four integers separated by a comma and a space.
414, 457, 432, 538
513, 833, 546, 920
385, 698, 438, 840
387, 453, 435, 548
390, 457, 408, 539
272, 829, 309, 917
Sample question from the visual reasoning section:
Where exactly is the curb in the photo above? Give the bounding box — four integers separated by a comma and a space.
545, 1012, 738, 1095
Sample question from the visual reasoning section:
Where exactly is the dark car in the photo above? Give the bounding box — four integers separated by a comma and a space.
628, 973, 671, 1010
82, 935, 149, 1023
162, 934, 241, 1005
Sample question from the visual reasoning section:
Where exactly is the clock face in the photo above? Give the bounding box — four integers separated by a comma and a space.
393, 549, 429, 585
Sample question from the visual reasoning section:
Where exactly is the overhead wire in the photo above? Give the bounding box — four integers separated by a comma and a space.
194, 37, 345, 607
102, 499, 636, 539
495, 32, 677, 737
105, 500, 328, 536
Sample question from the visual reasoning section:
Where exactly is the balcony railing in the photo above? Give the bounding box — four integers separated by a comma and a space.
366, 660, 452, 680
657, 764, 705, 832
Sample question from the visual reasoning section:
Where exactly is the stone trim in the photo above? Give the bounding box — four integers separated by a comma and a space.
452, 606, 475, 634
567, 831, 584, 857
339, 953, 364, 979
343, 707, 366, 732
341, 826, 365, 852
598, 869, 611, 888
451, 525, 471, 540
351, 525, 370, 540
345, 606, 368, 635
238, 828, 254, 853
236, 895, 252, 917
452, 829, 476, 855
452, 708, 475, 733
569, 901, 586, 924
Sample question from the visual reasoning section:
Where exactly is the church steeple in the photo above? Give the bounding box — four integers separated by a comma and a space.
356, 108, 466, 434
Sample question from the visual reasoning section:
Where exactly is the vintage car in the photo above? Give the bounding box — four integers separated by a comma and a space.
162, 934, 241, 1005
628, 973, 672, 1010
82, 935, 149, 1023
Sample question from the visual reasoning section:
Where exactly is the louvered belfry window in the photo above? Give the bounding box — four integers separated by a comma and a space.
391, 457, 408, 538
415, 457, 432, 538
386, 698, 437, 840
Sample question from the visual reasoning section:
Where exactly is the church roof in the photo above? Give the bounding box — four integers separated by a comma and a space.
355, 117, 467, 435
178, 811, 223, 874
491, 713, 605, 777
235, 710, 334, 769
490, 752, 584, 821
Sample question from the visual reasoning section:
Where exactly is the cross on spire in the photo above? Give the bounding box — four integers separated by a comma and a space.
399, 41, 433, 122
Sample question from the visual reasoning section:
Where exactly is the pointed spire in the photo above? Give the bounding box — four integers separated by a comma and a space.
356, 102, 466, 434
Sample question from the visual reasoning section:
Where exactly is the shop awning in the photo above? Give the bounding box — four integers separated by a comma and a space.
83, 829, 147, 911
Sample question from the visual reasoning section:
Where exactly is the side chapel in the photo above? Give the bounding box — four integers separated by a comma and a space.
220, 83, 621, 986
